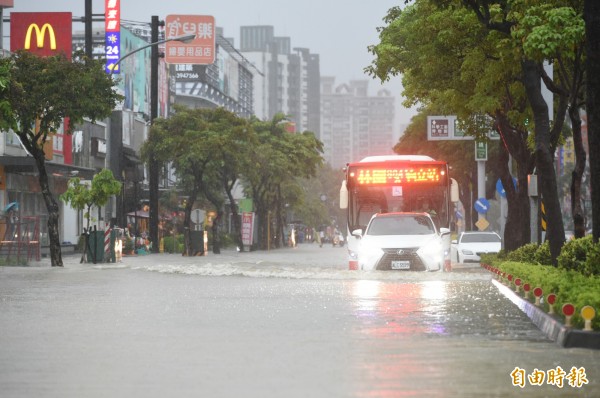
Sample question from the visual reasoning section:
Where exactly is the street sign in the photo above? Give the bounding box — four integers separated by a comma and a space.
475, 141, 487, 161
105, 0, 121, 74
165, 15, 216, 65
475, 217, 489, 231
496, 177, 517, 198
474, 197, 490, 214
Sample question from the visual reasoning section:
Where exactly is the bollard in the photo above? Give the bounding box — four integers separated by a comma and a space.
533, 287, 543, 306
581, 306, 596, 332
523, 283, 531, 300
514, 278, 522, 293
546, 293, 556, 315
563, 303, 575, 327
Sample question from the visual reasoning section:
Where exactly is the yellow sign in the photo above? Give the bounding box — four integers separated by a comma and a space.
24, 23, 57, 50
475, 217, 489, 231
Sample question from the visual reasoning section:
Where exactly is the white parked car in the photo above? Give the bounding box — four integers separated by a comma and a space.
452, 231, 502, 263
352, 212, 450, 271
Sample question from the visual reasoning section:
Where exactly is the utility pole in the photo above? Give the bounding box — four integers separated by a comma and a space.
84, 0, 93, 58
149, 15, 161, 252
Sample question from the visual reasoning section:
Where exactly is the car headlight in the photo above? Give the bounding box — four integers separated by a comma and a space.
348, 250, 358, 260
417, 239, 444, 263
461, 249, 474, 255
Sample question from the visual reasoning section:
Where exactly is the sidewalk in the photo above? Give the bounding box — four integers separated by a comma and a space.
34, 243, 349, 269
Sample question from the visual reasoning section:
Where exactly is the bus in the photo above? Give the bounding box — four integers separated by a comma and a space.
339, 155, 459, 270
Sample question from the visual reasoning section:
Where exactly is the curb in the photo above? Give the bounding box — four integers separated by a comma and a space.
492, 279, 600, 350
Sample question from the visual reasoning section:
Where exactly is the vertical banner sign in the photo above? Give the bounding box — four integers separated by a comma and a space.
165, 15, 216, 64
241, 212, 255, 249
105, 0, 121, 74
10, 12, 72, 58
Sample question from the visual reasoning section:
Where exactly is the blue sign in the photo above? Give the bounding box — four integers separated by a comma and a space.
496, 177, 517, 198
474, 197, 490, 214
105, 31, 120, 74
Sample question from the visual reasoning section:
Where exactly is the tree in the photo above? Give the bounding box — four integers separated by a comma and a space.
458, 0, 571, 263
368, 1, 576, 261
366, 1, 534, 251
0, 51, 122, 267
143, 106, 254, 255
60, 169, 122, 263
513, 3, 586, 238
245, 114, 324, 249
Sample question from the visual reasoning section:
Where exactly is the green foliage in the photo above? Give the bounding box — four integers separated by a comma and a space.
505, 241, 551, 265
162, 234, 185, 254
489, 260, 600, 330
1, 51, 122, 150
558, 235, 600, 276
60, 169, 122, 227
533, 241, 552, 265
506, 242, 540, 263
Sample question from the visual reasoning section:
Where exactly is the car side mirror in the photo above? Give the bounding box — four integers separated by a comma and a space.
351, 229, 363, 238
451, 239, 457, 244
439, 228, 451, 237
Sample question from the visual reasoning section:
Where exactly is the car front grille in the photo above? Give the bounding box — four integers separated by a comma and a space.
376, 248, 426, 271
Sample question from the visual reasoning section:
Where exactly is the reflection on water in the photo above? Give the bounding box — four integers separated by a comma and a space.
350, 280, 454, 397
352, 280, 448, 337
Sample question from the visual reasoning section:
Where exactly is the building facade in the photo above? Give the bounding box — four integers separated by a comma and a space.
240, 26, 320, 135
320, 78, 395, 169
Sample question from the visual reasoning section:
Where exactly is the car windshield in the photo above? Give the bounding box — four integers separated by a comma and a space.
366, 215, 434, 236
461, 233, 501, 243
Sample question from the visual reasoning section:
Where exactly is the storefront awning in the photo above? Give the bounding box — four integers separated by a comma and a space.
0, 156, 96, 179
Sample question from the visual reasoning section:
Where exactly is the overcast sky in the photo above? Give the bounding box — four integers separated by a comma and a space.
2, 0, 416, 127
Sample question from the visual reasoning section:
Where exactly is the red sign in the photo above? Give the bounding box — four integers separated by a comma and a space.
241, 212, 255, 248
165, 15, 215, 65
105, 0, 120, 32
10, 12, 72, 58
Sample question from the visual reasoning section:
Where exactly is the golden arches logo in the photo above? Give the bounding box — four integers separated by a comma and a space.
24, 23, 57, 50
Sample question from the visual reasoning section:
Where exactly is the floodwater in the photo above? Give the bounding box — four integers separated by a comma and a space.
1, 244, 599, 397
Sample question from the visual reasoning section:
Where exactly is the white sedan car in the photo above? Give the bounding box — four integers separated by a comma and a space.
353, 212, 451, 271
452, 231, 502, 263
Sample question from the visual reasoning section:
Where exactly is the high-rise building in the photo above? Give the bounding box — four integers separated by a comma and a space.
240, 26, 320, 135
320, 77, 395, 169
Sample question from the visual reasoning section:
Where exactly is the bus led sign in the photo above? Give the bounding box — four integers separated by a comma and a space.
352, 167, 444, 185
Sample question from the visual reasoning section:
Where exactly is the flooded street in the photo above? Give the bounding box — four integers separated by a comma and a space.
1, 244, 599, 397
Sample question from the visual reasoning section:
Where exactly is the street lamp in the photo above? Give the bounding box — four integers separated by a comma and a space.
105, 30, 195, 230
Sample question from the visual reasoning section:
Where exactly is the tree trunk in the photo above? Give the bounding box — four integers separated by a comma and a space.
182, 187, 199, 256
497, 144, 520, 251
585, 0, 600, 242
33, 153, 63, 267
225, 184, 243, 251
522, 59, 565, 264
569, 107, 586, 239
495, 115, 534, 251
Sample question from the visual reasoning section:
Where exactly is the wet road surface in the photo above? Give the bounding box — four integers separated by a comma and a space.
1, 244, 599, 397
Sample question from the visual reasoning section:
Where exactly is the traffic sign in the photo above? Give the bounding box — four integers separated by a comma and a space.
496, 177, 517, 198
475, 141, 487, 161
474, 197, 490, 214
475, 218, 489, 231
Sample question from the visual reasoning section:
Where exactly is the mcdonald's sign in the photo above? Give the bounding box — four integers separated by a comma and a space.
10, 12, 72, 58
